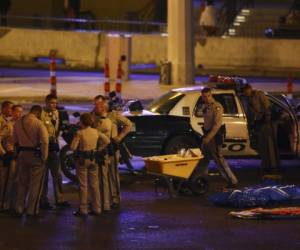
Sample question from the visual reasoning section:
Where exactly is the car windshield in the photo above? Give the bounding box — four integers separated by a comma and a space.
147, 91, 185, 114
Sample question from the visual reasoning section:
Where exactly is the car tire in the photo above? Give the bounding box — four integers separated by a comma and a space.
60, 144, 78, 183
164, 135, 199, 155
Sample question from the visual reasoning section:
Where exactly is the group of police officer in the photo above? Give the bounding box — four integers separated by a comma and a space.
0, 93, 132, 218
70, 94, 132, 217
0, 83, 280, 217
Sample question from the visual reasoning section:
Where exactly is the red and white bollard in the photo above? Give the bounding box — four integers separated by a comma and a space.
49, 54, 57, 97
115, 59, 123, 98
104, 58, 110, 97
287, 77, 293, 99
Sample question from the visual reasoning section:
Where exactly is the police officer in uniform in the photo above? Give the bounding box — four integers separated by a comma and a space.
93, 95, 132, 208
0, 100, 13, 211
91, 96, 113, 212
195, 87, 238, 188
108, 91, 124, 112
40, 94, 69, 209
70, 113, 110, 217
242, 84, 280, 175
14, 105, 48, 217
1, 104, 23, 211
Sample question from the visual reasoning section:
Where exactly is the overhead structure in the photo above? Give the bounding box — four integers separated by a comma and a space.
168, 0, 195, 85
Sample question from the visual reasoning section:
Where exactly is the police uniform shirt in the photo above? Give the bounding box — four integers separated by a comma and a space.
0, 119, 16, 153
41, 109, 59, 140
13, 114, 49, 161
91, 111, 112, 139
247, 90, 271, 121
0, 114, 10, 155
203, 99, 223, 141
107, 110, 132, 140
0, 114, 9, 129
70, 127, 110, 152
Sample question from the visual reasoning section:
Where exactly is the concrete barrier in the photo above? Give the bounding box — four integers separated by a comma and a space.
131, 34, 167, 64
0, 27, 300, 77
195, 37, 300, 74
0, 28, 104, 68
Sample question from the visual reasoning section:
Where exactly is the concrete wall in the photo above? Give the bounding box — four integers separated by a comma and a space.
195, 38, 300, 72
0, 27, 300, 76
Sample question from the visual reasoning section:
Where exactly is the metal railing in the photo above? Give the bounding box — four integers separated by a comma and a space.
0, 15, 167, 33
217, 0, 252, 36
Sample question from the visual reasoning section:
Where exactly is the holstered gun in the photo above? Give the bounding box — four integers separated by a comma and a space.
95, 150, 105, 166
107, 141, 119, 156
1, 151, 17, 168
202, 124, 226, 145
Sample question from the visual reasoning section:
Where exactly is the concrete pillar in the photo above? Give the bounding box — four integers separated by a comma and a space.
168, 0, 194, 85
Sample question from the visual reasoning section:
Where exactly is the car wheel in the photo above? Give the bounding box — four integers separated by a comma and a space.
60, 144, 78, 183
164, 135, 199, 154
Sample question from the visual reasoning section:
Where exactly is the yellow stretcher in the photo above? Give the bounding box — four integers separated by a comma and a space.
144, 149, 207, 197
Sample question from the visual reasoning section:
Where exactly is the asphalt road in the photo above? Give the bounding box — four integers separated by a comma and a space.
0, 158, 300, 250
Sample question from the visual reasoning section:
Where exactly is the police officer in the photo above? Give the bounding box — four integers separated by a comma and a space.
70, 113, 110, 217
242, 84, 280, 174
91, 96, 113, 212
108, 91, 124, 112
14, 105, 48, 217
94, 95, 132, 208
1, 104, 23, 211
40, 94, 69, 209
195, 87, 238, 188
0, 100, 13, 211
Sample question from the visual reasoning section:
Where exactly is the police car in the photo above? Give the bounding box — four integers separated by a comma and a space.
124, 77, 300, 158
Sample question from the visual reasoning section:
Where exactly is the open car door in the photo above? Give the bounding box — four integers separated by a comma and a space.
279, 94, 300, 157
267, 94, 300, 157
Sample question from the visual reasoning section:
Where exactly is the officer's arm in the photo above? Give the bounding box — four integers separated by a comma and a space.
97, 132, 110, 151
70, 131, 81, 151
0, 119, 6, 154
206, 105, 223, 142
55, 110, 61, 138
39, 123, 49, 161
13, 125, 19, 150
259, 91, 271, 120
0, 130, 6, 155
115, 112, 133, 141
6, 123, 15, 152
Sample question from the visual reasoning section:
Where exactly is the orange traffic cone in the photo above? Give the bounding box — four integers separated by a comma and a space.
49, 55, 57, 97
115, 59, 123, 98
104, 58, 110, 97
287, 77, 293, 99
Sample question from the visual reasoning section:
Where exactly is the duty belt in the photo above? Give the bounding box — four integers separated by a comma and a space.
76, 150, 96, 160
17, 146, 42, 158
18, 146, 39, 152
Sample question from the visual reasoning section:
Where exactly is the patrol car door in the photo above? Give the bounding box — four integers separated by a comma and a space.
268, 94, 300, 156
190, 93, 256, 156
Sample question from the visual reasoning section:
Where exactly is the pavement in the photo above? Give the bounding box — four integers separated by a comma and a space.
1, 158, 300, 250
1, 67, 300, 103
